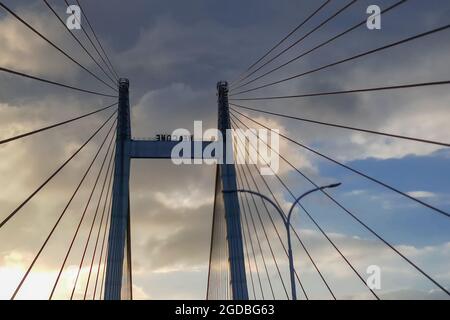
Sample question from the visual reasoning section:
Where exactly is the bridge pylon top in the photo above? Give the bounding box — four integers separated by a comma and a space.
119, 78, 129, 89
217, 80, 228, 91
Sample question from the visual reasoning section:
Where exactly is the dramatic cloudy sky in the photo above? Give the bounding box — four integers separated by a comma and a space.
0, 0, 449, 300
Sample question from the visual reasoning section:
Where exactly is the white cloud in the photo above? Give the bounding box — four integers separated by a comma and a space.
0, 5, 82, 79
406, 191, 437, 199
153, 190, 213, 210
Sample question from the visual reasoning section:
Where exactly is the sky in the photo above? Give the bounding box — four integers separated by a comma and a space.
0, 0, 449, 300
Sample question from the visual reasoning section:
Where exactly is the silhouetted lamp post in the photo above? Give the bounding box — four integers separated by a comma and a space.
224, 182, 341, 300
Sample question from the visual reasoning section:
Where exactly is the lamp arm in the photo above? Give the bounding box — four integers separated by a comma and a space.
223, 189, 287, 224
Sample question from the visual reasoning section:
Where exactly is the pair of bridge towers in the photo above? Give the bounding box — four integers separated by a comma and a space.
104, 79, 248, 300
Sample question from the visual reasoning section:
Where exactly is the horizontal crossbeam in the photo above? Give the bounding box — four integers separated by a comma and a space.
128, 140, 216, 159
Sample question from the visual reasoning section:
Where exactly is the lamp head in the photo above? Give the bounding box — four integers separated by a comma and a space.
326, 182, 342, 189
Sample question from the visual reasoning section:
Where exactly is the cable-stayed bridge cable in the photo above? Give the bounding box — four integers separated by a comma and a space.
230, 0, 332, 86
70, 141, 116, 299
74, 0, 120, 79
0, 110, 117, 230
230, 103, 450, 147
234, 142, 292, 299
231, 0, 358, 89
230, 110, 450, 296
231, 0, 408, 91
42, 0, 118, 87
232, 117, 338, 299
232, 122, 335, 299
236, 191, 257, 299
238, 179, 265, 299
230, 80, 450, 101
231, 108, 450, 219
9, 118, 117, 300
230, 24, 450, 96
231, 115, 380, 299
234, 156, 290, 299
0, 66, 118, 97
49, 124, 116, 299
63, 0, 118, 81
234, 161, 276, 299
99, 210, 112, 299
0, 103, 118, 146
0, 2, 117, 92
93, 186, 113, 299
84, 156, 115, 299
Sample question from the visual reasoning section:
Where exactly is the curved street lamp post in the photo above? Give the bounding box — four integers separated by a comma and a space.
224, 182, 341, 300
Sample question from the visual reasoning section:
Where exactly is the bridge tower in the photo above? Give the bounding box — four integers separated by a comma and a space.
103, 79, 248, 300
215, 81, 249, 300
104, 78, 133, 300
